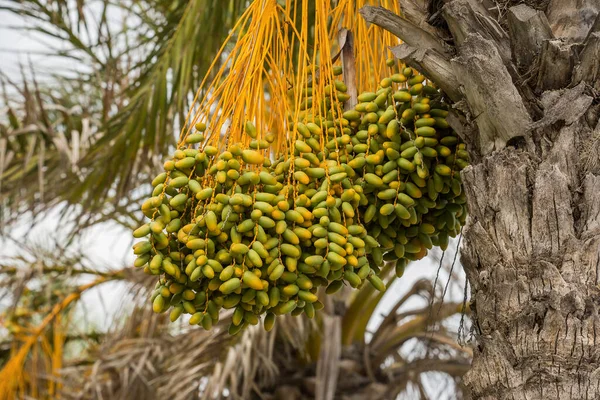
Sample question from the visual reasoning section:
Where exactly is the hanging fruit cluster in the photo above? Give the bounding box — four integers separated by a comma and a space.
132, 61, 469, 334
338, 65, 469, 278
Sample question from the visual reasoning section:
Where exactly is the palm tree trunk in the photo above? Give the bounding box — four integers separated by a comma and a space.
361, 0, 600, 398
461, 112, 600, 399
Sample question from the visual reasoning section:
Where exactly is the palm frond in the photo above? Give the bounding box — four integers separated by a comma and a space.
0, 71, 105, 229
0, 238, 151, 399
0, 0, 248, 230
53, 259, 471, 400
73, 0, 247, 215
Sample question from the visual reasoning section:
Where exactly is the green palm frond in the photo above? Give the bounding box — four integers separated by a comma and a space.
0, 0, 247, 230
73, 0, 246, 214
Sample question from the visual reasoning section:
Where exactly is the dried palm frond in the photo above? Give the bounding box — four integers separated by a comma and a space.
0, 275, 120, 399
54, 257, 470, 400
0, 234, 470, 400
0, 239, 150, 400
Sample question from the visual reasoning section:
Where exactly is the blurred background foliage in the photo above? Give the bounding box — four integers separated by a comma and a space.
0, 1, 471, 399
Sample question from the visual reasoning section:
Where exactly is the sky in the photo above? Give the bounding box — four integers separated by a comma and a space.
0, 8, 73, 86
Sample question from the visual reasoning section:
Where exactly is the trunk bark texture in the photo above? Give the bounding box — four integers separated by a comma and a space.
362, 0, 600, 398
461, 95, 600, 399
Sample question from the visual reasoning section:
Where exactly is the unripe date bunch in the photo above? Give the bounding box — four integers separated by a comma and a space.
133, 64, 469, 335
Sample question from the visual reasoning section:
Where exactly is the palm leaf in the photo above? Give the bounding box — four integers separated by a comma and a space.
0, 0, 247, 230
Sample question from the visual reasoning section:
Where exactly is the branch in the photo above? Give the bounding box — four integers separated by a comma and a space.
359, 6, 452, 57
386, 358, 471, 380
384, 357, 471, 399
358, 5, 462, 102
370, 302, 463, 364
411, 332, 474, 356
371, 279, 432, 344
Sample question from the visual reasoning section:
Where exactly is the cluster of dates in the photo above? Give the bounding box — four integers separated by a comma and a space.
133, 66, 468, 334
